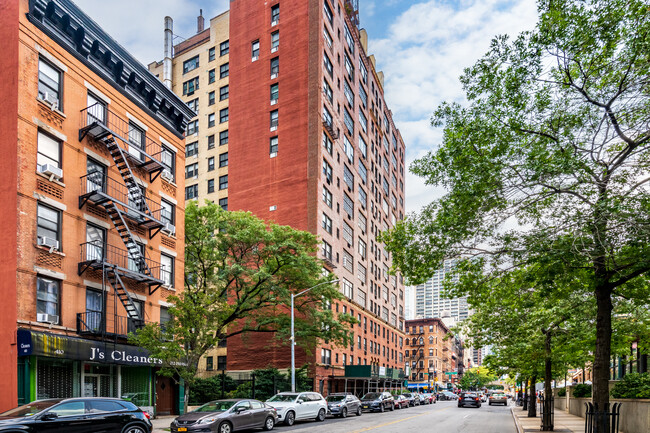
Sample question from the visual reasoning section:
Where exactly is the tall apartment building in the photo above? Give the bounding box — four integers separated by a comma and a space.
0, 0, 193, 414
404, 318, 464, 390
148, 11, 230, 377
412, 259, 470, 322
225, 0, 408, 394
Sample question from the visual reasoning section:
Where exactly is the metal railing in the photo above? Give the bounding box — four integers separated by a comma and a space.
79, 241, 163, 282
585, 402, 621, 433
539, 395, 554, 431
79, 103, 164, 165
80, 172, 164, 223
77, 311, 144, 338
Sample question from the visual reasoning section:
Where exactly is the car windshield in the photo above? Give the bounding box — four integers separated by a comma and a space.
267, 394, 298, 402
0, 400, 62, 418
326, 395, 345, 402
194, 401, 236, 412
361, 393, 380, 400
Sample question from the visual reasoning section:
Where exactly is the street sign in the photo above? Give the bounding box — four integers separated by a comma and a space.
444, 371, 458, 376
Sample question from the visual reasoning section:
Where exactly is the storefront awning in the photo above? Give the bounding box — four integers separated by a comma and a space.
17, 329, 165, 366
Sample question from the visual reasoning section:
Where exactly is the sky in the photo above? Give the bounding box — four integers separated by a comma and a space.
73, 0, 539, 215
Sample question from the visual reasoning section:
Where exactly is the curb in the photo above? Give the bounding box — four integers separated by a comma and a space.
510, 406, 524, 433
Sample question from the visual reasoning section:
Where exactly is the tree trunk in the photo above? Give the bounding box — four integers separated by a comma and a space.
592, 286, 612, 421
543, 332, 553, 430
183, 385, 190, 415
523, 378, 528, 411
527, 375, 537, 418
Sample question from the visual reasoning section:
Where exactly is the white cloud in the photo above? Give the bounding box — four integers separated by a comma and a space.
367, 0, 539, 213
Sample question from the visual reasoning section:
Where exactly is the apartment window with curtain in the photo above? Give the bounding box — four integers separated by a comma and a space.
270, 110, 278, 129
37, 276, 60, 323
270, 57, 279, 77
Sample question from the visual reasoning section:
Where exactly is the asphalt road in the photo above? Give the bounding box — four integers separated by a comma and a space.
272, 400, 516, 433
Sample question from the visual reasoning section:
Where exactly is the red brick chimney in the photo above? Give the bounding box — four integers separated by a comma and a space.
197, 9, 204, 33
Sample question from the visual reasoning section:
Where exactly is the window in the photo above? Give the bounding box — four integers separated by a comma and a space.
185, 142, 198, 157
323, 27, 333, 49
208, 113, 215, 128
343, 221, 354, 246
344, 22, 355, 53
187, 98, 198, 114
270, 110, 278, 129
343, 135, 354, 162
359, 84, 367, 108
185, 163, 198, 178
161, 254, 174, 287
220, 130, 229, 145
220, 108, 229, 123
323, 52, 333, 77
359, 110, 367, 134
219, 152, 228, 167
343, 193, 354, 218
359, 161, 367, 184
208, 91, 215, 106
270, 136, 278, 155
344, 80, 354, 107
217, 356, 227, 371
321, 348, 331, 365
219, 175, 228, 190
161, 199, 174, 225
323, 78, 333, 103
358, 266, 367, 287
209, 47, 216, 61
220, 85, 229, 101
359, 135, 367, 158
37, 203, 60, 245
359, 56, 368, 84
322, 240, 332, 260
86, 158, 106, 193
343, 251, 353, 273
270, 57, 279, 76
323, 106, 333, 128
37, 131, 61, 169
358, 239, 366, 259
251, 40, 260, 60
38, 58, 62, 108
271, 4, 280, 24
343, 164, 354, 191
359, 188, 367, 208
182, 77, 199, 95
344, 54, 354, 80
37, 276, 59, 322
322, 132, 332, 155
185, 184, 198, 200
322, 186, 332, 208
183, 56, 200, 74
271, 31, 279, 51
322, 213, 332, 234
322, 159, 332, 183
323, 1, 333, 25
208, 68, 216, 84
207, 179, 215, 193
220, 40, 229, 56
207, 134, 215, 149
208, 157, 215, 171
344, 108, 354, 136
220, 62, 229, 78
270, 83, 279, 103
186, 120, 198, 135
206, 356, 214, 371
219, 197, 228, 210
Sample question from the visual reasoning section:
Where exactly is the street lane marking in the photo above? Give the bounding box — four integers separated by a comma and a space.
349, 407, 451, 433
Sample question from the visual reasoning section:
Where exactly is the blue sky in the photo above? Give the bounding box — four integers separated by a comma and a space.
74, 0, 539, 214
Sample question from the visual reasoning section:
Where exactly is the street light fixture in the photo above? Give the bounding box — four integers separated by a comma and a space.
290, 279, 339, 392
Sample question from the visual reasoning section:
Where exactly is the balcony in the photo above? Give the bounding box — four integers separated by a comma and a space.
77, 311, 145, 339
78, 241, 165, 286
79, 103, 166, 180
80, 173, 165, 231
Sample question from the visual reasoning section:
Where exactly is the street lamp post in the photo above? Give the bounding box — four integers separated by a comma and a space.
291, 279, 339, 392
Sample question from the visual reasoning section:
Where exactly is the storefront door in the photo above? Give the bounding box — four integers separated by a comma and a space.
155, 376, 175, 415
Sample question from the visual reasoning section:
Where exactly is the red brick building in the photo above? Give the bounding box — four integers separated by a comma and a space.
0, 0, 193, 413
227, 0, 408, 394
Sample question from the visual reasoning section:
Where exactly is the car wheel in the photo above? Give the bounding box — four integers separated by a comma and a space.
380, 404, 385, 413
390, 403, 394, 411
356, 406, 362, 416
122, 424, 147, 433
341, 407, 348, 418
263, 416, 275, 431
284, 411, 295, 426
316, 408, 326, 422
489, 402, 492, 406
218, 421, 232, 433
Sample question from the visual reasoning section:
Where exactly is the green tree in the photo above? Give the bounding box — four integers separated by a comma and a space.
381, 0, 650, 420
130, 202, 355, 412
459, 367, 497, 391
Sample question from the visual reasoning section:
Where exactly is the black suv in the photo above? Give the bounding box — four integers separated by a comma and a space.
359, 392, 394, 413
0, 397, 152, 433
326, 393, 361, 418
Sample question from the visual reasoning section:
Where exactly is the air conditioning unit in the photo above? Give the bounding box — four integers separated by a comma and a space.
41, 92, 59, 110
37, 313, 59, 324
163, 222, 176, 236
38, 236, 60, 252
160, 170, 174, 183
38, 163, 63, 181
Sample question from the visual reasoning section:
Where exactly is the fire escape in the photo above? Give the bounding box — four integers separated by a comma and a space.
76, 103, 167, 339
411, 328, 425, 381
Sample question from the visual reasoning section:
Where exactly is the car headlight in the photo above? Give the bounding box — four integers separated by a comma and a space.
197, 418, 217, 424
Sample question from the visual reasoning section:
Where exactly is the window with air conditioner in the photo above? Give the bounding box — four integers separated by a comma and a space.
37, 131, 62, 178
37, 276, 59, 324
38, 58, 62, 110
37, 203, 60, 251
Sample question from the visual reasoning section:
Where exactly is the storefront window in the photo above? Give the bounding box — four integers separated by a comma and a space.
121, 366, 151, 407
37, 358, 74, 399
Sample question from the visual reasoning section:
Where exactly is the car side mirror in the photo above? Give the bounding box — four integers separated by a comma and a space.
40, 413, 58, 421
297, 400, 302, 404
236, 407, 246, 413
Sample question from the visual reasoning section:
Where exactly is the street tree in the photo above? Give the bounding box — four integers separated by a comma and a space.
459, 367, 497, 391
130, 201, 355, 411
381, 0, 650, 421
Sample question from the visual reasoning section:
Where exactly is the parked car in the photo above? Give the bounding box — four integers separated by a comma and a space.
488, 393, 508, 406
325, 393, 361, 418
400, 392, 420, 407
458, 392, 482, 408
171, 399, 276, 433
0, 397, 152, 433
265, 392, 327, 426
359, 392, 394, 412
393, 395, 410, 409
420, 393, 435, 404
439, 391, 459, 401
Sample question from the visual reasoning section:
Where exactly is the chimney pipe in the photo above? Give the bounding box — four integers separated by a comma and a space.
197, 9, 204, 33
163, 16, 173, 90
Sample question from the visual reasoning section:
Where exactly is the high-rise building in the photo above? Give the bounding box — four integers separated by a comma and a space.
225, 0, 408, 393
411, 259, 469, 322
0, 0, 193, 413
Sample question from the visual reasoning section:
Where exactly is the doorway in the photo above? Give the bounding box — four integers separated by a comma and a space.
155, 376, 176, 415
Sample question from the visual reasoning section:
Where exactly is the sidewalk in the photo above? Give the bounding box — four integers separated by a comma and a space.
151, 415, 175, 433
511, 405, 585, 433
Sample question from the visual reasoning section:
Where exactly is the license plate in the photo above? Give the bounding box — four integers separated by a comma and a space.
363, 405, 369, 408
178, 428, 187, 432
